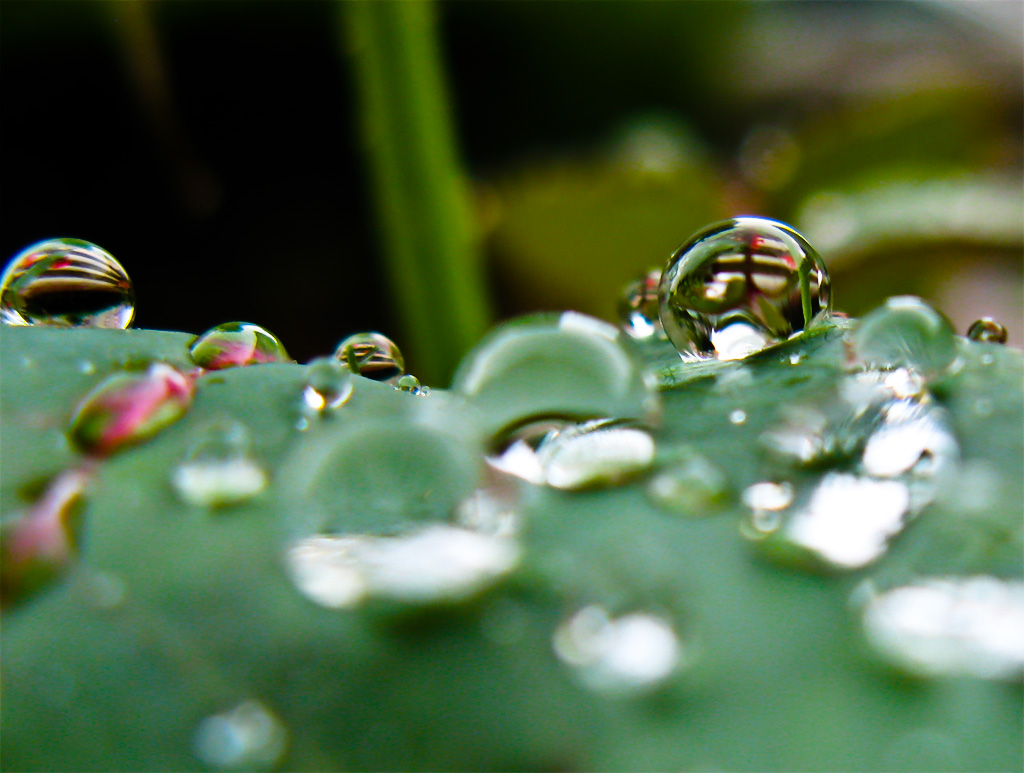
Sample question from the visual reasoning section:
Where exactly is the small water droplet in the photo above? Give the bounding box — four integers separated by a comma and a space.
658, 217, 831, 360
334, 332, 404, 382
552, 605, 683, 693
20, 355, 34, 369
850, 296, 957, 380
301, 356, 354, 414
69, 363, 194, 456
980, 352, 995, 366
190, 322, 290, 370
78, 360, 96, 375
286, 525, 520, 608
487, 420, 568, 485
861, 577, 1024, 681
617, 269, 664, 340
728, 409, 747, 425
78, 568, 127, 610
193, 699, 288, 771
394, 373, 427, 395
646, 453, 730, 515
172, 422, 267, 508
788, 352, 803, 365
966, 317, 1008, 344
742, 481, 794, 511
536, 419, 656, 490
972, 397, 994, 417
0, 238, 135, 328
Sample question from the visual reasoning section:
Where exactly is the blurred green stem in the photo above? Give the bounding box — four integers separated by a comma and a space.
343, 0, 491, 384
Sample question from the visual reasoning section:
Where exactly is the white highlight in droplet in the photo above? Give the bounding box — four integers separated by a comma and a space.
193, 700, 288, 771
862, 577, 1024, 681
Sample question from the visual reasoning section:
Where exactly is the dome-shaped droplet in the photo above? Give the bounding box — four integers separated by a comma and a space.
452, 312, 661, 438
535, 419, 656, 490
302, 357, 354, 414
334, 332, 404, 382
172, 422, 267, 508
966, 317, 1008, 345
0, 238, 135, 328
193, 700, 288, 771
617, 269, 664, 340
189, 322, 290, 370
394, 374, 428, 395
69, 363, 194, 456
658, 217, 831, 360
851, 296, 957, 380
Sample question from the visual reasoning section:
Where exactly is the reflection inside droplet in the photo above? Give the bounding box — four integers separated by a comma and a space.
190, 322, 290, 370
334, 332, 405, 382
966, 317, 1008, 345
302, 356, 354, 414
537, 420, 656, 490
617, 269, 664, 340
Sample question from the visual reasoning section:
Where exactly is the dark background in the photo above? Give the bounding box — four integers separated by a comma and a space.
2, 1, 1021, 367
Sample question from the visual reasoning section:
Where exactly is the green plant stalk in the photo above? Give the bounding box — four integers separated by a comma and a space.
343, 0, 491, 385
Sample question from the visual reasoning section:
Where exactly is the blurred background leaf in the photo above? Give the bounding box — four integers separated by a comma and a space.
0, 0, 1020, 380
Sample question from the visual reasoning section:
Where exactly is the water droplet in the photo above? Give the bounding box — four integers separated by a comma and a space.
617, 269, 664, 340
552, 606, 683, 693
286, 525, 520, 608
850, 296, 957, 380
728, 409, 747, 425
966, 317, 1008, 344
861, 400, 958, 479
78, 360, 96, 375
172, 422, 267, 508
778, 473, 911, 569
193, 699, 288, 771
452, 312, 661, 438
1, 468, 90, 608
301, 356, 354, 414
334, 332, 404, 382
646, 453, 730, 515
658, 217, 831, 360
453, 476, 521, 538
394, 373, 428, 395
189, 322, 290, 370
536, 420, 655, 490
69, 363, 194, 456
77, 568, 127, 610
788, 352, 803, 365
742, 481, 794, 511
861, 577, 1024, 681
0, 238, 135, 328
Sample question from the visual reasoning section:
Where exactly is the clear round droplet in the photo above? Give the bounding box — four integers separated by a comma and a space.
189, 322, 290, 370
658, 217, 831, 360
394, 373, 428, 395
68, 363, 194, 456
646, 453, 730, 516
172, 422, 267, 509
301, 357, 354, 414
850, 296, 957, 380
334, 332, 404, 382
193, 699, 288, 771
0, 238, 135, 328
552, 605, 683, 693
966, 317, 1008, 345
617, 268, 664, 340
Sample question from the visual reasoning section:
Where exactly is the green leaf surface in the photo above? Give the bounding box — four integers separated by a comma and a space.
1, 322, 1021, 772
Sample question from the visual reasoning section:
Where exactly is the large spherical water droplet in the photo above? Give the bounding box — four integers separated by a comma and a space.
69, 363, 194, 456
658, 217, 831, 360
617, 269, 664, 340
535, 419, 656, 490
189, 322, 290, 370
0, 238, 135, 328
851, 296, 957, 380
334, 332, 405, 382
966, 317, 1008, 345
